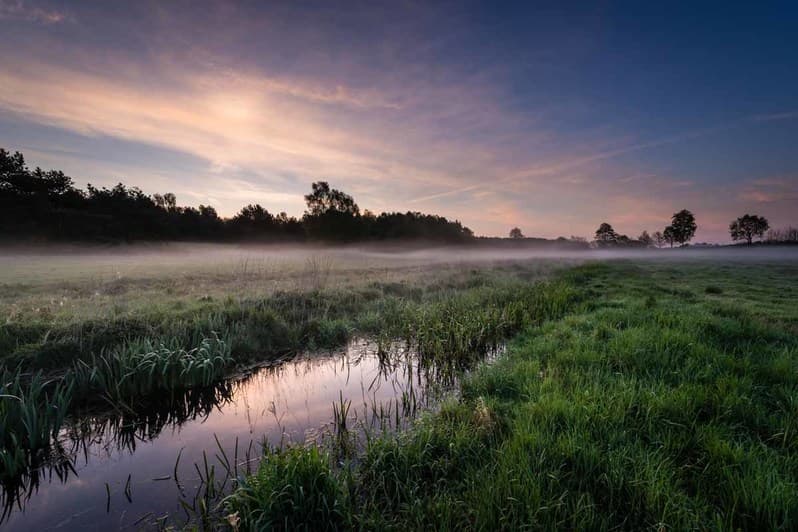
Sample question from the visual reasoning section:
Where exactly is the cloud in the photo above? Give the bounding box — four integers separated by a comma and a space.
0, 0, 64, 24
0, 60, 379, 175
406, 123, 731, 203
752, 110, 798, 122
737, 176, 798, 203
1, 2, 796, 243
0, 50, 532, 222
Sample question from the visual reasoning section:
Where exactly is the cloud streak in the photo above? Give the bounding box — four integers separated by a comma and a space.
0, 0, 64, 24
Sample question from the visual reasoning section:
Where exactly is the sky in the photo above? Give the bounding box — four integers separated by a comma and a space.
1, 0, 797, 242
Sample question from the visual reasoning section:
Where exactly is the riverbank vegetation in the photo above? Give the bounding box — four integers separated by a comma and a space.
2, 254, 796, 529
0, 258, 575, 496
224, 259, 798, 530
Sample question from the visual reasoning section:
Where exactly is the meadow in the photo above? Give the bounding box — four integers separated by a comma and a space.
1, 244, 796, 529
0, 243, 577, 523
223, 257, 798, 530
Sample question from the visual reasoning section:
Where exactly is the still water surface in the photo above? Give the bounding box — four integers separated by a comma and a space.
3, 339, 458, 531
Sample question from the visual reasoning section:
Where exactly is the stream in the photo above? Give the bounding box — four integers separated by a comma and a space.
2, 338, 488, 530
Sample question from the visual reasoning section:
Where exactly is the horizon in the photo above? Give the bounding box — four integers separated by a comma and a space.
1, 1, 797, 242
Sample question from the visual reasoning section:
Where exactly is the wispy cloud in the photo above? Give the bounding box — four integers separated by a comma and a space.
738, 176, 798, 203
0, 52, 520, 211
1, 2, 796, 243
407, 123, 728, 203
0, 0, 64, 24
752, 110, 798, 122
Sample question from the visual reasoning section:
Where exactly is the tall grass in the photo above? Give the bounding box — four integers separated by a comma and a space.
224, 260, 798, 530
0, 369, 71, 477
0, 333, 233, 513
225, 446, 347, 531
1, 262, 570, 372
401, 280, 576, 367
0, 368, 73, 513
0, 264, 572, 515
71, 334, 232, 403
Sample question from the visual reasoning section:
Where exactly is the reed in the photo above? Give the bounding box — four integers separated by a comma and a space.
71, 334, 232, 403
224, 446, 347, 531
1, 368, 74, 522
0, 369, 72, 482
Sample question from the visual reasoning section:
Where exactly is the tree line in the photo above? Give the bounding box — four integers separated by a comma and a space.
512, 209, 792, 248
4, 147, 791, 246
590, 210, 787, 248
0, 148, 473, 243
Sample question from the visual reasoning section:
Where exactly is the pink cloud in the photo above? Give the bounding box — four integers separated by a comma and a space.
0, 0, 64, 24
1, 13, 795, 244
737, 176, 798, 203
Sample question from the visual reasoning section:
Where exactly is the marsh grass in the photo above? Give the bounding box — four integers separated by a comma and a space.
5, 257, 796, 529
224, 260, 798, 530
0, 261, 569, 516
0, 260, 569, 372
0, 333, 233, 510
224, 446, 348, 531
71, 334, 232, 404
0, 368, 74, 518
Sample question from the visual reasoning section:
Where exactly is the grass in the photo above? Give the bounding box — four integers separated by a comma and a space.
225, 446, 348, 531
0, 256, 574, 501
0, 244, 567, 325
0, 369, 71, 463
71, 334, 232, 404
2, 252, 797, 528
0, 368, 73, 506
0, 256, 571, 372
0, 334, 232, 508
223, 259, 798, 530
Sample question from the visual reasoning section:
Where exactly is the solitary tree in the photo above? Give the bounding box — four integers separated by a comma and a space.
638, 230, 653, 247
729, 214, 769, 245
663, 226, 676, 248
667, 209, 697, 246
652, 230, 665, 248
509, 227, 524, 239
303, 181, 362, 240
594, 222, 618, 246
304, 181, 359, 216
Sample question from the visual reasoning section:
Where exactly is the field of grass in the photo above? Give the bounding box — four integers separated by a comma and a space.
224, 259, 798, 530
0, 247, 576, 498
2, 248, 797, 529
0, 246, 572, 372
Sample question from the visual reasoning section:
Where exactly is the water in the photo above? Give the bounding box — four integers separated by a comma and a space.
2, 339, 465, 531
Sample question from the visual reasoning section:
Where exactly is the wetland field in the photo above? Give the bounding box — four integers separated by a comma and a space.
1, 244, 797, 530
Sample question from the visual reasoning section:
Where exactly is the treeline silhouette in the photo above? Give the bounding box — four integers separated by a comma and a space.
0, 149, 473, 243
765, 226, 798, 244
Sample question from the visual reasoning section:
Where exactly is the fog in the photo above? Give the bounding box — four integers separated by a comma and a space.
2, 241, 797, 285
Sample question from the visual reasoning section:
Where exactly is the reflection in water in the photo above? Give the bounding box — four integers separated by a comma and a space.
0, 382, 236, 525
2, 339, 487, 531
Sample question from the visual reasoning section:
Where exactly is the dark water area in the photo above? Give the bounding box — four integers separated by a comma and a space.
2, 339, 473, 531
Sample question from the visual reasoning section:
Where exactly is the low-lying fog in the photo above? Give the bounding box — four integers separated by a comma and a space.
1, 241, 797, 284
